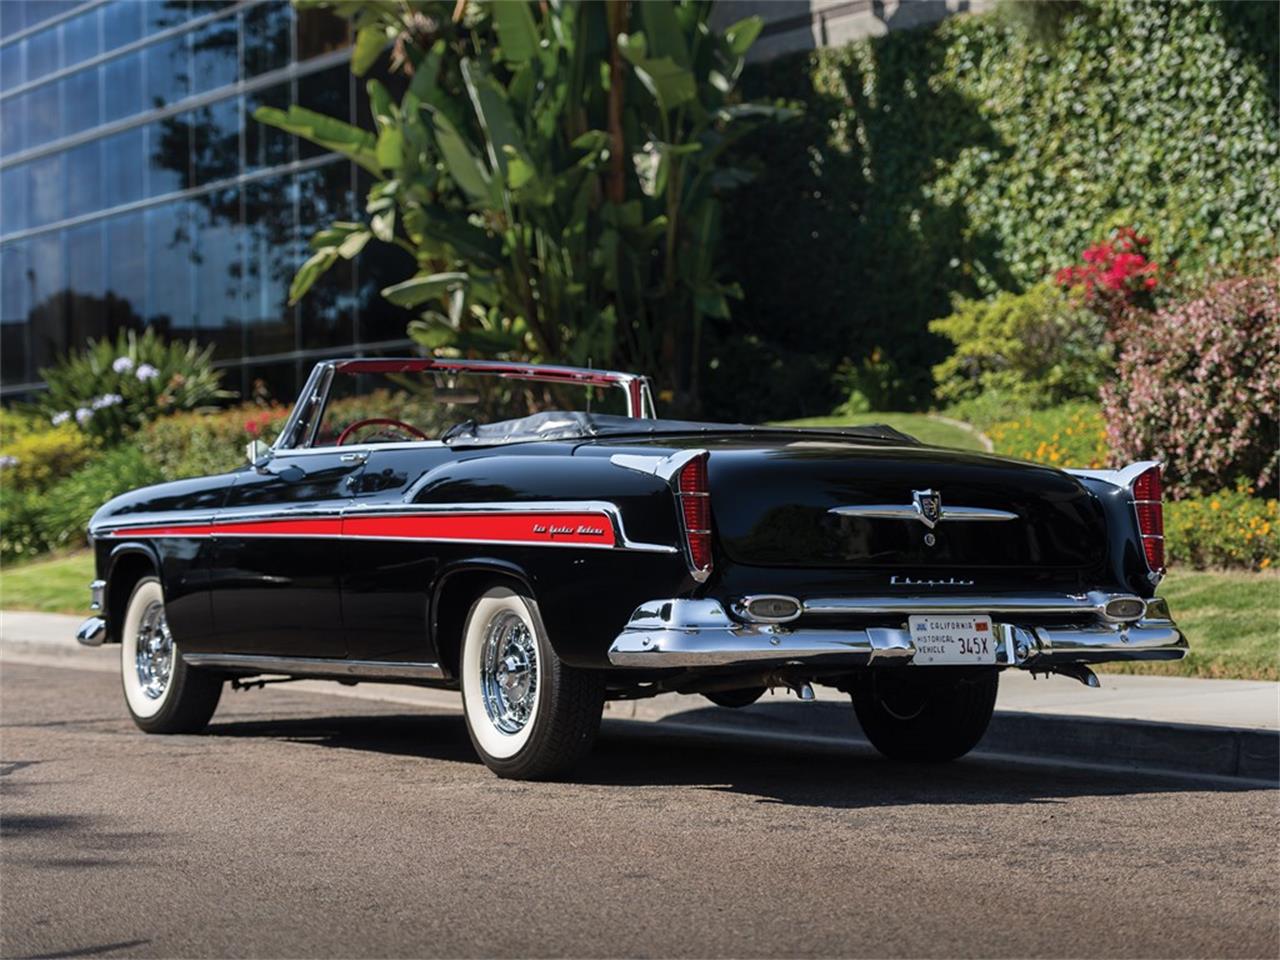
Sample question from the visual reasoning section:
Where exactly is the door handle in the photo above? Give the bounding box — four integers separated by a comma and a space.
339, 452, 367, 463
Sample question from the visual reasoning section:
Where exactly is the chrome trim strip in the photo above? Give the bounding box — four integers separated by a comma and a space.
608, 599, 1187, 669
1066, 459, 1161, 490
802, 591, 1145, 621
181, 654, 446, 682
89, 579, 105, 612
76, 617, 107, 647
828, 504, 1018, 523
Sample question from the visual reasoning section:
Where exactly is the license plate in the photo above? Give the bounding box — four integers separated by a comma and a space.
908, 614, 996, 665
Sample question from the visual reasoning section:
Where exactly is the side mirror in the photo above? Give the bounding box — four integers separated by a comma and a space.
245, 439, 271, 465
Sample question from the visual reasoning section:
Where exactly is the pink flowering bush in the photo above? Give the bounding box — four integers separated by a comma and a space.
1056, 226, 1164, 324
1101, 270, 1279, 498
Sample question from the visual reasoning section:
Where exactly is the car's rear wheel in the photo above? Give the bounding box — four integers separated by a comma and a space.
120, 577, 222, 733
850, 668, 998, 762
460, 585, 604, 780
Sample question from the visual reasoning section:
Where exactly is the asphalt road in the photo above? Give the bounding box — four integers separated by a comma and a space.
2, 661, 1277, 959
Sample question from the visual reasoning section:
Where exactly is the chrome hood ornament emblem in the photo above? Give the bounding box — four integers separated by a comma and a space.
913, 489, 942, 529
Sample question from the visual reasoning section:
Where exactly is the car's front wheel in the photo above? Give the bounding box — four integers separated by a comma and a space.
459, 585, 604, 780
850, 668, 998, 762
120, 577, 222, 733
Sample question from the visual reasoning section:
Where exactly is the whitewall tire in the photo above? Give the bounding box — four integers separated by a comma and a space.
120, 577, 222, 733
459, 585, 604, 780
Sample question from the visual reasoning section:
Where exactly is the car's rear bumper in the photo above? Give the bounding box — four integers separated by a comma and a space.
607, 596, 1187, 670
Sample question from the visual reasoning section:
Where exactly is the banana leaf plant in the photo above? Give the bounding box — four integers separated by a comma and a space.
256, 0, 796, 412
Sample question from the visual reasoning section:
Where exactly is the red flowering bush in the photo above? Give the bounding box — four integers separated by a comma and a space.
1056, 227, 1163, 322
1100, 269, 1279, 498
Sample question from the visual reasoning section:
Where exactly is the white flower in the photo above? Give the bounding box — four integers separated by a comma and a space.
75, 407, 92, 425
0, 455, 18, 470
91, 393, 123, 410
136, 363, 159, 382
50, 411, 71, 426
112, 356, 134, 374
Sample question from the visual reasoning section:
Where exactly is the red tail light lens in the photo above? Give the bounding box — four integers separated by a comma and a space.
676, 454, 712, 578
1131, 465, 1165, 572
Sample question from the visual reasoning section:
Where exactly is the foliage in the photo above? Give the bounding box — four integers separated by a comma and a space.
0, 446, 163, 564
930, 282, 1110, 408
0, 423, 93, 492
833, 348, 904, 415
139, 404, 291, 482
1101, 270, 1279, 498
1165, 485, 1277, 573
720, 0, 1278, 418
0, 550, 98, 614
1054, 226, 1164, 322
258, 0, 794, 413
33, 328, 231, 444
985, 401, 1110, 468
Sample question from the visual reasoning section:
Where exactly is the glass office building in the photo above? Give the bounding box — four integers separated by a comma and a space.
0, 0, 414, 402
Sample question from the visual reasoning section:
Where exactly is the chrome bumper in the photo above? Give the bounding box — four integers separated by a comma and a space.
607, 597, 1188, 669
76, 617, 107, 647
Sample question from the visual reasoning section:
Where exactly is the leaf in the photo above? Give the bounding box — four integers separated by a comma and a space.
370, 207, 396, 243
352, 23, 388, 77
382, 272, 470, 308
492, 0, 540, 64
425, 107, 492, 204
367, 79, 394, 132
617, 34, 697, 115
723, 16, 764, 58
408, 41, 447, 107
337, 230, 372, 259
289, 248, 338, 304
637, 1, 691, 68
253, 105, 380, 174
375, 127, 404, 170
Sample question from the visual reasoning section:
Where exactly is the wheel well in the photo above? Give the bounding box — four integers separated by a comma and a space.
432, 568, 533, 678
106, 552, 157, 644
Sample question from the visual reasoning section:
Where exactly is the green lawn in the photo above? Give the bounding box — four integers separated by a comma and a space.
2, 552, 1273, 680
771, 412, 986, 451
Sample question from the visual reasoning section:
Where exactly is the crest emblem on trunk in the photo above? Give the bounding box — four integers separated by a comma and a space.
912, 489, 943, 528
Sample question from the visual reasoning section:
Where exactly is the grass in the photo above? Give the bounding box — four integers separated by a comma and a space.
0, 551, 96, 615
2, 553, 1273, 681
771, 412, 986, 451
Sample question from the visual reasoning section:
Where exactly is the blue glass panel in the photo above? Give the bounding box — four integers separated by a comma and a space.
242, 173, 295, 355
27, 230, 68, 371
296, 161, 355, 348
102, 126, 145, 206
146, 0, 189, 35
105, 210, 147, 326
0, 91, 27, 155
60, 64, 101, 138
191, 11, 237, 94
102, 0, 144, 49
194, 186, 245, 360
145, 32, 188, 109
243, 1, 290, 79
25, 78, 60, 149
66, 139, 103, 218
66, 220, 110, 343
146, 200, 195, 338
28, 152, 65, 228
0, 240, 31, 383
245, 81, 291, 171
0, 165, 29, 235
190, 95, 240, 184
102, 49, 143, 123
147, 118, 188, 197
62, 7, 100, 66
23, 22, 59, 83
0, 38, 24, 89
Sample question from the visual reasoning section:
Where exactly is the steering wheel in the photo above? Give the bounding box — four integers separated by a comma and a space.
336, 417, 429, 446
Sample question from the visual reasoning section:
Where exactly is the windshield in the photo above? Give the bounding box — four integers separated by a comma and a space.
287, 367, 634, 448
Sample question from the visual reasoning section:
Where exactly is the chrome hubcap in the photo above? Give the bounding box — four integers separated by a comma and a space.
135, 600, 174, 700
479, 610, 538, 735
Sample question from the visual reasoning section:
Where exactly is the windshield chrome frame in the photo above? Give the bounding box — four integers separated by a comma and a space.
271, 359, 654, 453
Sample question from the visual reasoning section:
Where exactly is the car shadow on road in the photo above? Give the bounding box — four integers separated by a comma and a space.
203, 709, 1273, 811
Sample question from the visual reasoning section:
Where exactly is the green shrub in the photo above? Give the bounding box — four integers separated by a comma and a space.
985, 401, 1110, 468
720, 0, 1278, 418
930, 283, 1110, 407
35, 327, 231, 444
1166, 487, 1278, 572
0, 424, 94, 492
139, 405, 290, 482
0, 489, 54, 565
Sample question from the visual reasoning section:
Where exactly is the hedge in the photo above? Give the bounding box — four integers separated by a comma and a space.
710, 0, 1278, 420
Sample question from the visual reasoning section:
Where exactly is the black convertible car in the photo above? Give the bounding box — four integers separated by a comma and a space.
78, 358, 1186, 778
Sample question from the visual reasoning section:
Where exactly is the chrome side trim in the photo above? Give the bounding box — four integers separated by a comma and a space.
1066, 459, 1161, 490
76, 617, 107, 647
181, 654, 446, 682
829, 504, 1018, 523
89, 579, 105, 612
90, 512, 218, 537
607, 598, 1187, 669
610, 449, 706, 483
802, 591, 1145, 621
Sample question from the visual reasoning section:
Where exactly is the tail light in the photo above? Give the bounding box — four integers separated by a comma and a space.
675, 453, 713, 581
1131, 465, 1164, 573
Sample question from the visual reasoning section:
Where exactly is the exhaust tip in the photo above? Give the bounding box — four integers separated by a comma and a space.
735, 595, 802, 623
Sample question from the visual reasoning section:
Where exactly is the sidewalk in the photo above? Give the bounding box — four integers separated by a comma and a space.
4, 609, 1277, 782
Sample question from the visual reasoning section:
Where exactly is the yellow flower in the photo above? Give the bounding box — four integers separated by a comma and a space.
1049, 450, 1061, 462
1261, 557, 1272, 569
1211, 500, 1221, 511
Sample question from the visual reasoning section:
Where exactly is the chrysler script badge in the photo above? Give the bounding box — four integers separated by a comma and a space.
912, 489, 943, 529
